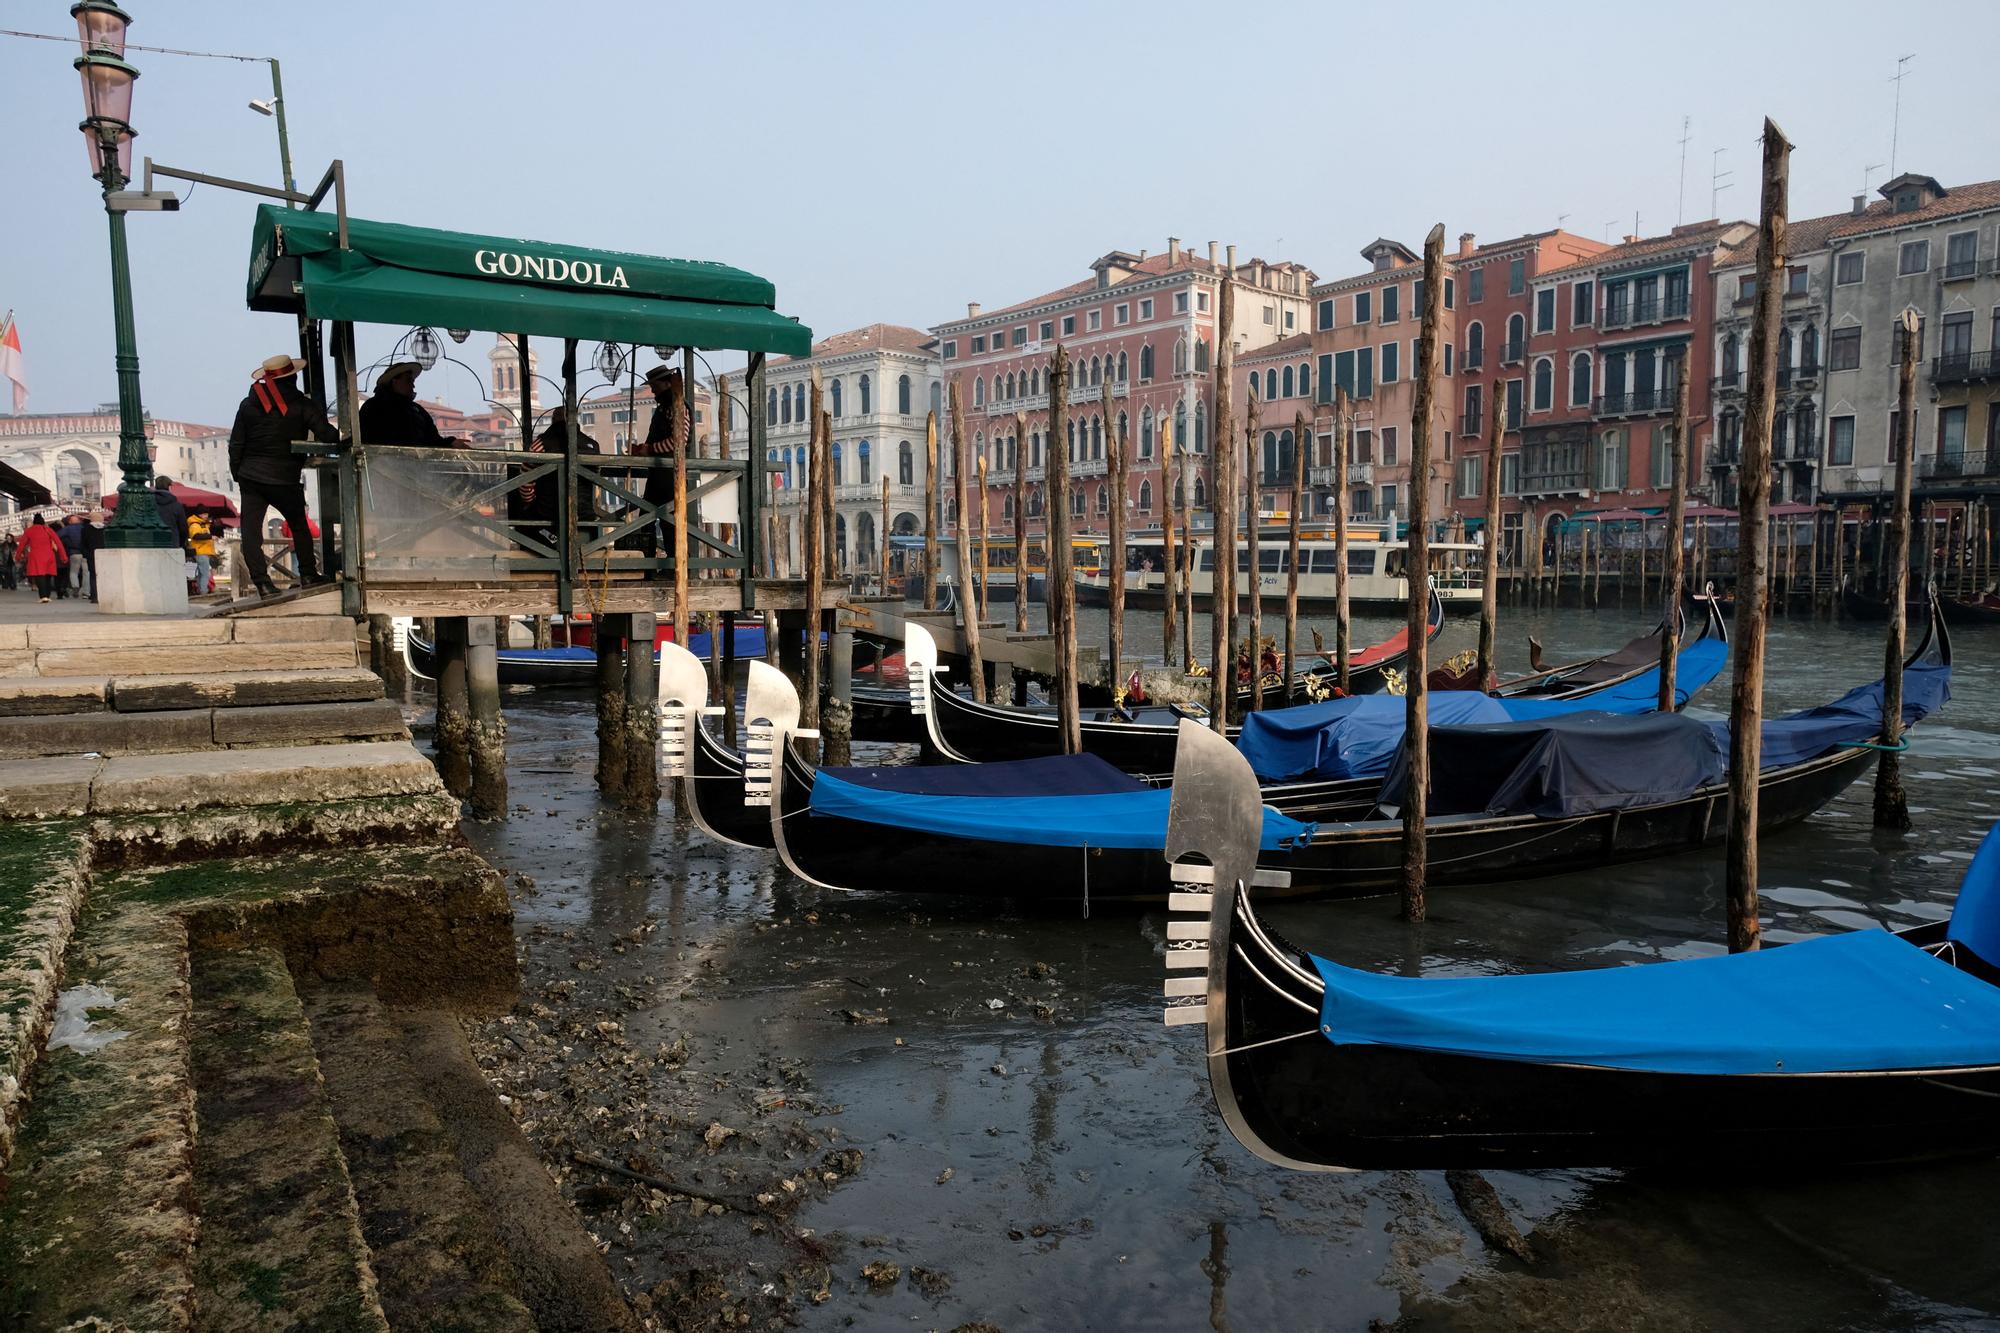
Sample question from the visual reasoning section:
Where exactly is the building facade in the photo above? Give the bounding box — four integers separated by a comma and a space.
756, 323, 940, 574
0, 409, 232, 519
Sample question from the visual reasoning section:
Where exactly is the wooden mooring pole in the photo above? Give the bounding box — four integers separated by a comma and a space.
802, 375, 826, 760
1014, 410, 1029, 635
434, 617, 473, 798
1875, 308, 1920, 830
949, 377, 987, 702
1245, 386, 1264, 713
1179, 448, 1196, 674
1334, 387, 1353, 693
623, 611, 660, 808
1210, 267, 1237, 734
1401, 224, 1445, 924
976, 454, 991, 626
1725, 118, 1791, 954
923, 410, 940, 610
1046, 345, 1080, 752
1285, 410, 1306, 704
1476, 383, 1503, 687
1108, 411, 1128, 699
1660, 367, 1691, 710
595, 615, 627, 798
1163, 430, 1180, 668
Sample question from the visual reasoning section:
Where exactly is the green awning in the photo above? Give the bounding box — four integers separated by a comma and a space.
246, 205, 811, 356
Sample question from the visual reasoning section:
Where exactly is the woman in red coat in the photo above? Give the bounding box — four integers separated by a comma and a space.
20, 514, 67, 602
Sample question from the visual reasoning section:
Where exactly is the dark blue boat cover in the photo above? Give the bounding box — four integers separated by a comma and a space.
809, 766, 1315, 851
820, 753, 1143, 797
1310, 925, 2000, 1075
1377, 661, 1952, 818
1946, 822, 2000, 965
1233, 638, 1730, 784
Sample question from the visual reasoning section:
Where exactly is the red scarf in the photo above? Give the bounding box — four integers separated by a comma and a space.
252, 376, 290, 416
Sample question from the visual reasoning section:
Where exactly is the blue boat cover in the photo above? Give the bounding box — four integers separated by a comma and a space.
1714, 660, 1951, 769
1311, 926, 2000, 1074
809, 764, 1316, 851
820, 753, 1143, 797
1233, 639, 1731, 783
1946, 822, 2000, 965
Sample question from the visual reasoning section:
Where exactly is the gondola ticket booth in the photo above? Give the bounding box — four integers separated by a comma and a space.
243, 200, 817, 815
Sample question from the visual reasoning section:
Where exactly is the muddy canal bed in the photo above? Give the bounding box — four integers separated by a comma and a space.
457, 608, 2000, 1332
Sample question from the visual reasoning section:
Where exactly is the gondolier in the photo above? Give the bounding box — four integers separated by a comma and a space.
228, 353, 338, 597
632, 364, 688, 566
359, 361, 465, 448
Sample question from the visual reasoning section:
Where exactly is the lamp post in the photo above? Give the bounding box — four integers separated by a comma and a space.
74, 1, 185, 612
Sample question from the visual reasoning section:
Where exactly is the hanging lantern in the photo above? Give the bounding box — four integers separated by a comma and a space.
446, 328, 470, 344
410, 326, 441, 371
653, 345, 675, 361
594, 341, 624, 382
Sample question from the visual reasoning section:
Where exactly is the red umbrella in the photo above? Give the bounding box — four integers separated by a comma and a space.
101, 480, 239, 515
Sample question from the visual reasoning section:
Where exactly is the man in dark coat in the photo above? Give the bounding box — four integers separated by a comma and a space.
359, 361, 464, 448
149, 475, 188, 551
631, 364, 687, 569
508, 405, 599, 551
58, 512, 87, 598
229, 353, 338, 596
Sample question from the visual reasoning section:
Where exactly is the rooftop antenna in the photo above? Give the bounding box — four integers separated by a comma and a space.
1889, 54, 1915, 177
1676, 115, 1692, 225
1710, 148, 1733, 218
1862, 162, 1885, 198
1556, 212, 1570, 230
1603, 220, 1618, 243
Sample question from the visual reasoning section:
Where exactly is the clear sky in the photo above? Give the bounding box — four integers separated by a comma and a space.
3, 0, 1995, 429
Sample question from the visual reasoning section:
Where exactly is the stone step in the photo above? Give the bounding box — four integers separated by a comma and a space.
9, 614, 355, 652
0, 700, 408, 760
29, 639, 358, 679
0, 822, 89, 1171
303, 985, 536, 1333
0, 740, 445, 822
0, 668, 385, 718
0, 908, 199, 1332
188, 947, 389, 1333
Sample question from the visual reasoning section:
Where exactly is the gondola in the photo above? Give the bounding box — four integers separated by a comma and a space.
1840, 575, 1930, 622
686, 658, 802, 851
1505, 593, 1725, 700
917, 591, 1725, 776
770, 601, 1947, 902
1160, 715, 2000, 1171
405, 621, 767, 688
1940, 591, 2000, 625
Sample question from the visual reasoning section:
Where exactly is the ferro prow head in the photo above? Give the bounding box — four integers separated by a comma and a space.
743, 659, 810, 808
905, 620, 943, 715
657, 640, 711, 781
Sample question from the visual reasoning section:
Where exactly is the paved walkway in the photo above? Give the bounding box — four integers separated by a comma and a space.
0, 583, 229, 626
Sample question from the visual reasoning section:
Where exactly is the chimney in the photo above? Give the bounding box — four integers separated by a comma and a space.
967, 302, 981, 318
1207, 241, 1218, 267
1458, 232, 1477, 257
1852, 194, 1867, 217
1138, 248, 1148, 260
1168, 237, 1181, 265
1622, 234, 1641, 245
1253, 260, 1266, 286
1226, 244, 1237, 276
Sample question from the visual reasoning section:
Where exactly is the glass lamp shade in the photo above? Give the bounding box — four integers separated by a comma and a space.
80, 118, 134, 181
76, 54, 138, 125
71, 2, 131, 57
410, 327, 442, 371
447, 328, 471, 344
594, 341, 625, 382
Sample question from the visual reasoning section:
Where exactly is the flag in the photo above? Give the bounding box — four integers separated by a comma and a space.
0, 314, 24, 415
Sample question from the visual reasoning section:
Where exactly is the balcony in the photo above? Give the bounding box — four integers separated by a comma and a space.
1934, 350, 1999, 385
1595, 389, 1670, 418
1499, 341, 1525, 366
1920, 450, 2000, 481
1600, 294, 1690, 330
1460, 411, 1488, 436
1257, 468, 1298, 488
833, 482, 886, 502
1347, 462, 1375, 487
1713, 371, 1742, 394
982, 379, 1129, 417
1462, 348, 1484, 371
1071, 456, 1108, 478
1518, 470, 1589, 496
1307, 464, 1340, 487
1943, 258, 1979, 281
1710, 444, 1740, 470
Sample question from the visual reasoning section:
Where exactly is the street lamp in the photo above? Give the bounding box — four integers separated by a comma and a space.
73, 1, 185, 613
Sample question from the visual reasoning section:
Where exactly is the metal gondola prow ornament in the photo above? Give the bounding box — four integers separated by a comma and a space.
744, 659, 812, 808
905, 620, 945, 717
656, 640, 714, 782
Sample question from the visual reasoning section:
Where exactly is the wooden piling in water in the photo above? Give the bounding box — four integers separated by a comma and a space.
1334, 387, 1353, 693
1163, 429, 1180, 669
1725, 117, 1791, 954
674, 350, 693, 651
1014, 410, 1030, 635
1108, 410, 1128, 699
1875, 308, 1920, 830
1477, 385, 1504, 687
1286, 410, 1307, 705
923, 410, 940, 610
595, 614, 627, 797
976, 454, 991, 626
1245, 386, 1264, 713
1210, 263, 1238, 732
949, 377, 987, 703
1046, 345, 1081, 752
1401, 224, 1446, 924
1179, 448, 1196, 674
879, 475, 890, 600
1660, 367, 1691, 710
434, 617, 472, 798
623, 610, 660, 808
803, 375, 826, 757
466, 615, 508, 820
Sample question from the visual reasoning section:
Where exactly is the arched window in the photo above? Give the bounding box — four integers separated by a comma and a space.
1299, 361, 1312, 398
859, 374, 872, 414
972, 376, 985, 408
1005, 372, 1016, 400
1532, 357, 1554, 412
1008, 434, 1019, 470
1777, 326, 1793, 373
1032, 367, 1043, 395
1279, 428, 1295, 479
1138, 478, 1153, 513
1029, 487, 1043, 517
1194, 474, 1207, 508
1282, 365, 1294, 398
1091, 417, 1103, 460
1117, 350, 1129, 382
1003, 495, 1015, 520
1720, 409, 1742, 459
1599, 429, 1627, 489
1721, 333, 1739, 377
1090, 356, 1103, 387
830, 442, 844, 486
858, 439, 872, 484
1262, 430, 1278, 481
1175, 338, 1188, 374
1505, 313, 1525, 357
1265, 369, 1278, 401
1140, 407, 1154, 458
1795, 401, 1816, 455
1031, 431, 1042, 468
1096, 486, 1109, 515
1175, 402, 1188, 456
1140, 344, 1155, 381
1117, 411, 1128, 454
1194, 403, 1207, 453
1570, 352, 1592, 407
1801, 325, 1820, 372
898, 440, 914, 485
768, 387, 779, 424
780, 387, 793, 425
1194, 339, 1210, 373
898, 374, 912, 414
1067, 419, 1077, 459
1072, 487, 1086, 517
929, 381, 942, 419
830, 379, 843, 417
794, 384, 807, 421
974, 431, 984, 473
1466, 321, 1485, 367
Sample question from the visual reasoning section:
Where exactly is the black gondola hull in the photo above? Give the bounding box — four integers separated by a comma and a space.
688, 718, 775, 850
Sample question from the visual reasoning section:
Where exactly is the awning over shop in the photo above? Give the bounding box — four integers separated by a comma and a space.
0, 459, 52, 508
246, 205, 812, 356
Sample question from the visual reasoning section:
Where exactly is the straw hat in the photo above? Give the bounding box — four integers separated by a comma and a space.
375, 361, 423, 391
257, 353, 304, 380
644, 364, 681, 392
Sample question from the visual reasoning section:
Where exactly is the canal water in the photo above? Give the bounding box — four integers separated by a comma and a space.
459, 603, 2000, 1332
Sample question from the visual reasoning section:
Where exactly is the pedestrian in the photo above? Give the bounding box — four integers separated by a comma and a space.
228, 353, 339, 598
59, 511, 87, 599
186, 508, 216, 595
83, 509, 105, 603
508, 404, 598, 550
359, 361, 465, 448
150, 475, 188, 551
20, 513, 66, 603
632, 364, 688, 572
0, 533, 16, 590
